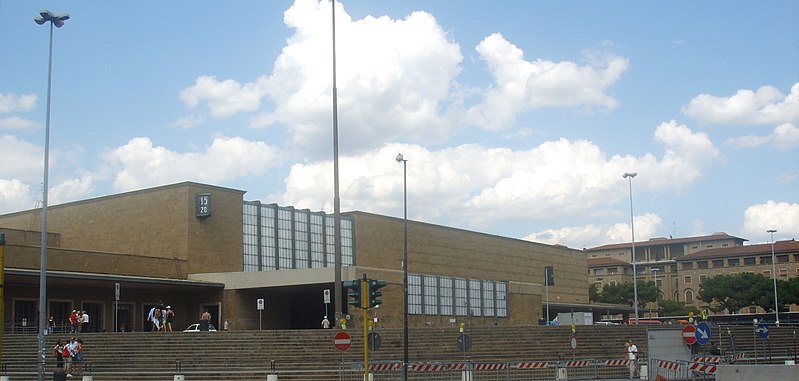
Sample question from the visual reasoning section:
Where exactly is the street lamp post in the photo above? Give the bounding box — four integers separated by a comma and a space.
767, 229, 779, 326
34, 9, 69, 381
623, 172, 639, 323
652, 268, 660, 318
395, 153, 409, 381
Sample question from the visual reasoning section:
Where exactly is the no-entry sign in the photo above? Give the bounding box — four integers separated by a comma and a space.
334, 331, 352, 352
682, 325, 697, 345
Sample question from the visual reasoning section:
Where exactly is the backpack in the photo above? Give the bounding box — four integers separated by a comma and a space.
63, 346, 70, 357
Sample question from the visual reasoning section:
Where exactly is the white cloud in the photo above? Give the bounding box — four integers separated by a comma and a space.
683, 82, 799, 125
168, 115, 206, 130
725, 123, 799, 150
274, 121, 717, 239
0, 116, 41, 132
0, 93, 37, 113
103, 136, 281, 192
0, 179, 35, 214
525, 213, 662, 249
0, 135, 44, 183
179, 75, 267, 118
466, 33, 629, 130
49, 175, 96, 206
743, 201, 799, 241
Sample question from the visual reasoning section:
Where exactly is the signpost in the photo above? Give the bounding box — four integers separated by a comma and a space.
257, 298, 265, 331
756, 320, 770, 339
695, 321, 711, 346
682, 325, 697, 345
334, 331, 352, 352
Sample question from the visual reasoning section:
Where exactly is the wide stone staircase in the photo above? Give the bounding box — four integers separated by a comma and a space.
1, 324, 793, 380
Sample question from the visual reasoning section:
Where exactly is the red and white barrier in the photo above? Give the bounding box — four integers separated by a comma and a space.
657, 360, 680, 371
689, 362, 717, 374
564, 360, 591, 367
516, 361, 549, 369
692, 356, 721, 363
370, 363, 401, 372
604, 359, 631, 366
447, 363, 467, 371
410, 362, 445, 372
473, 363, 507, 371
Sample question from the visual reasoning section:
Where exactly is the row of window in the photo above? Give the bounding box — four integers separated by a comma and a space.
408, 274, 508, 318
682, 254, 797, 270
243, 202, 354, 272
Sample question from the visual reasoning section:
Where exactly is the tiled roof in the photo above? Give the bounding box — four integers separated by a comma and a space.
674, 240, 799, 261
586, 232, 747, 251
587, 257, 633, 268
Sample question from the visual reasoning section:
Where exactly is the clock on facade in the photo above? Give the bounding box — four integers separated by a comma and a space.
195, 193, 212, 218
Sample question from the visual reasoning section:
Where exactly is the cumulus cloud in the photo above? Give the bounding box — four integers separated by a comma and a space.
273, 121, 717, 236
683, 82, 799, 125
0, 135, 44, 183
49, 175, 96, 206
725, 123, 799, 150
102, 136, 281, 192
179, 75, 267, 118
525, 213, 663, 249
0, 93, 37, 113
466, 33, 629, 130
0, 179, 34, 214
743, 201, 799, 241
0, 116, 41, 132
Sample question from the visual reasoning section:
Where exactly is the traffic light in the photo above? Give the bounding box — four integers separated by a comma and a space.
545, 266, 555, 286
368, 279, 387, 308
343, 280, 362, 308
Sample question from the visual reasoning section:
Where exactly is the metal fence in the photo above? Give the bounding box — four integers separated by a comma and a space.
648, 352, 748, 381
338, 359, 635, 380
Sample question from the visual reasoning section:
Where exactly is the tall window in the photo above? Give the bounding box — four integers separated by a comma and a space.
242, 202, 354, 272
482, 281, 495, 317
469, 279, 482, 317
685, 289, 694, 304
408, 275, 422, 314
423, 276, 438, 315
440, 278, 453, 316
454, 278, 468, 316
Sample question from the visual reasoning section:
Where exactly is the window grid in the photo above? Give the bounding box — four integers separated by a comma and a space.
408, 274, 507, 318
408, 275, 422, 314
242, 202, 353, 272
423, 276, 438, 315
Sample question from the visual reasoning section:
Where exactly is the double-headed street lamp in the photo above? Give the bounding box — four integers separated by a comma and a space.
34, 9, 69, 381
623, 172, 639, 323
767, 229, 779, 326
395, 153, 409, 381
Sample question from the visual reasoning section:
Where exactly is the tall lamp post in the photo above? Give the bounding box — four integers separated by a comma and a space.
395, 154, 409, 380
767, 229, 779, 326
34, 9, 69, 381
652, 267, 660, 318
623, 172, 639, 323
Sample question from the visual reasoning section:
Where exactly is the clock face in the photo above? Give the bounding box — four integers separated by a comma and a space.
195, 193, 211, 217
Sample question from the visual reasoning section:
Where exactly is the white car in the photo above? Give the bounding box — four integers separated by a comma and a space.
183, 323, 217, 332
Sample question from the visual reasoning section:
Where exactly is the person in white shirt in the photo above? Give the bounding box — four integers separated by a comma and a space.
627, 339, 638, 379
80, 311, 89, 333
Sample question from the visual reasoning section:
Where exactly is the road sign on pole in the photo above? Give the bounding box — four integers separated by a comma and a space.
683, 325, 697, 345
756, 320, 770, 339
570, 336, 578, 351
334, 331, 352, 352
696, 321, 711, 345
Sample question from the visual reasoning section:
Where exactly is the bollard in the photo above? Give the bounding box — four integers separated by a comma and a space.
82, 376, 93, 381
639, 363, 648, 380
460, 370, 473, 381
266, 375, 278, 381
173, 375, 185, 381
266, 359, 278, 381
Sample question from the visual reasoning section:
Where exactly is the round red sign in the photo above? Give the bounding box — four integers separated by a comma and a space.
682, 324, 697, 345
334, 331, 352, 352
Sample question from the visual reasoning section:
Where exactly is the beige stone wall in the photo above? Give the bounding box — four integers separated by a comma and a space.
348, 212, 587, 305
0, 182, 245, 277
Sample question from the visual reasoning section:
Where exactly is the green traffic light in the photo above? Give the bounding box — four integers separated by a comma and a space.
343, 280, 362, 308
369, 279, 387, 308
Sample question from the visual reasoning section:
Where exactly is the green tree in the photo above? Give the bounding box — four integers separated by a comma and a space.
660, 299, 699, 316
589, 283, 601, 303
699, 272, 772, 313
594, 280, 658, 309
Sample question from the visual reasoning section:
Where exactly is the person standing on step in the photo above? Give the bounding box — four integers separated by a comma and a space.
626, 339, 638, 379
81, 311, 90, 333
321, 316, 330, 329
165, 306, 174, 332
200, 309, 211, 331
53, 339, 65, 371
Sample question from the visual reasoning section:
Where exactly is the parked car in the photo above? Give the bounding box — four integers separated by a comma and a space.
183, 323, 217, 332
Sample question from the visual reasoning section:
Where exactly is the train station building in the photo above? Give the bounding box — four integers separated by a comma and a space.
0, 181, 591, 333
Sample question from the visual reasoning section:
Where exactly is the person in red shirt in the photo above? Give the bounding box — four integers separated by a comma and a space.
69, 310, 79, 333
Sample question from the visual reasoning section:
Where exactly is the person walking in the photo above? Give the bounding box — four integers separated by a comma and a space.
53, 339, 65, 371
81, 311, 90, 333
626, 339, 638, 379
165, 306, 174, 332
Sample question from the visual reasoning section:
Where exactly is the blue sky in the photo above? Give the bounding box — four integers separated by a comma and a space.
1, 0, 797, 249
